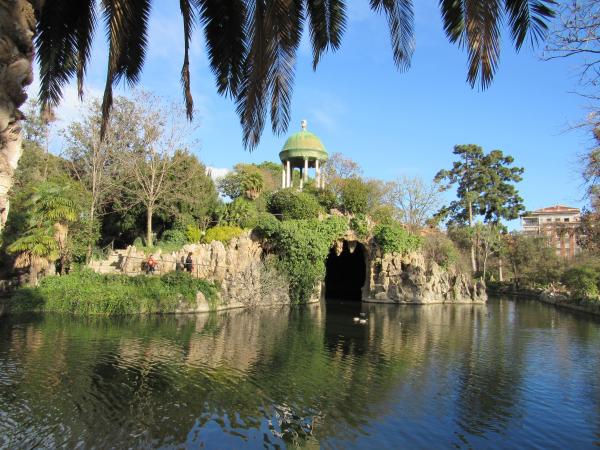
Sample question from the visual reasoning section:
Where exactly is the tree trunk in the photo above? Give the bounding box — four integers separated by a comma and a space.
498, 257, 504, 282
0, 1, 37, 232
467, 200, 477, 273
146, 205, 153, 247
86, 204, 95, 263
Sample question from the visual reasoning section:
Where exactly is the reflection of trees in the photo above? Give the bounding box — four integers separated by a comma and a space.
2, 299, 600, 447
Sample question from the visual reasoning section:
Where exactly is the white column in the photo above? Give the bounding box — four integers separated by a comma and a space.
303, 158, 308, 182
315, 159, 320, 189
281, 165, 286, 189
299, 169, 304, 190
286, 160, 291, 188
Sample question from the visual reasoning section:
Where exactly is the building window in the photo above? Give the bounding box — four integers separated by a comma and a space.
564, 218, 569, 222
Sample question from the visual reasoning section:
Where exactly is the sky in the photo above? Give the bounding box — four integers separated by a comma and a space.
31, 1, 594, 228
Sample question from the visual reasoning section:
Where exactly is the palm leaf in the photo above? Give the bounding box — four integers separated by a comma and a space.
180, 0, 196, 119
464, 0, 502, 89
370, 0, 414, 70
268, 0, 304, 135
199, 0, 247, 97
505, 0, 555, 50
36, 0, 97, 109
307, 0, 347, 70
100, 0, 152, 138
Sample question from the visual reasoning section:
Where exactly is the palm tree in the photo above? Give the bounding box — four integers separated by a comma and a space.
242, 172, 264, 200
7, 181, 79, 283
1, 0, 556, 231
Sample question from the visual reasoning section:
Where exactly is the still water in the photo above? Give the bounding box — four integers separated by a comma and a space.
1, 297, 600, 449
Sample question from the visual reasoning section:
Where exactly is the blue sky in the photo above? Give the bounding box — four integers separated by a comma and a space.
33, 2, 593, 227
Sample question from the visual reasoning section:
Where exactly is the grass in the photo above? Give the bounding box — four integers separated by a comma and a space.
9, 269, 218, 315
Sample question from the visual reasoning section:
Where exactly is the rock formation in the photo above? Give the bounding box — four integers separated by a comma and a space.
364, 248, 486, 304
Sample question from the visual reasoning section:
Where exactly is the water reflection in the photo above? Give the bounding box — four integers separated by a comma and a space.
1, 298, 600, 448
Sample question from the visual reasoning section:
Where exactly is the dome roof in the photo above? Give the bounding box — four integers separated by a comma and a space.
279, 122, 328, 163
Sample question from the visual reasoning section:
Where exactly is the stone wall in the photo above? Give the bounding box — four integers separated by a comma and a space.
89, 233, 483, 308
89, 234, 302, 309
364, 248, 486, 304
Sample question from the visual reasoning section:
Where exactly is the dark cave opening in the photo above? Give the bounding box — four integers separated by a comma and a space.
325, 241, 366, 301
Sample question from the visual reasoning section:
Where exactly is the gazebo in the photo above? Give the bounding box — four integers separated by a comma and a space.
279, 120, 328, 190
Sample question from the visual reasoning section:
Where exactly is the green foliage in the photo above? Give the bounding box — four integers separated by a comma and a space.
160, 229, 187, 246
562, 266, 600, 300
186, 224, 202, 243
373, 223, 423, 255
203, 225, 244, 244
423, 233, 459, 269
215, 198, 259, 228
304, 185, 338, 211
267, 188, 322, 220
504, 234, 563, 287
435, 144, 525, 225
339, 178, 370, 215
9, 269, 218, 315
255, 216, 348, 303
349, 214, 369, 239
370, 204, 395, 225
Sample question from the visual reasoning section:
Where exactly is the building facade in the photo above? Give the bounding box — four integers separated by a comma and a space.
520, 205, 581, 258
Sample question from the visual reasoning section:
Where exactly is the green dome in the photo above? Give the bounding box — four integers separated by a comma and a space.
279, 129, 328, 164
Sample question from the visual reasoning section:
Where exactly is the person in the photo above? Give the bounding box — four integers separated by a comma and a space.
146, 254, 157, 274
184, 252, 194, 273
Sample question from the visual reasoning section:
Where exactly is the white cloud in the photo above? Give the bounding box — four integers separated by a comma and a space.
206, 166, 230, 181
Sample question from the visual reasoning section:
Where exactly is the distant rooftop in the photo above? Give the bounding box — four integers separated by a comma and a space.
524, 205, 580, 216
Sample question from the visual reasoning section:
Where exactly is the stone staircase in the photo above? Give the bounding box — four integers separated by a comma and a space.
88, 249, 132, 274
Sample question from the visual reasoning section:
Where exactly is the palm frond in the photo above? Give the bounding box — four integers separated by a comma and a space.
268, 0, 304, 135
199, 0, 247, 97
504, 0, 555, 50
100, 0, 152, 138
464, 0, 502, 89
236, 0, 271, 149
439, 0, 464, 43
307, 0, 347, 70
370, 0, 414, 70
180, 0, 197, 119
36, 0, 97, 109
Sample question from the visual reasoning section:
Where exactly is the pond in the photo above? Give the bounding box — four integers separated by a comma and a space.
1, 297, 600, 448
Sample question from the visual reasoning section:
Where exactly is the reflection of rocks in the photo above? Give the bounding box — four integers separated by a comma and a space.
365, 251, 486, 304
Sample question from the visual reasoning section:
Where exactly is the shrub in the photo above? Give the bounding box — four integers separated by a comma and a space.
340, 178, 370, 215
203, 225, 244, 244
562, 266, 600, 299
370, 205, 395, 225
423, 233, 458, 269
255, 216, 348, 303
304, 185, 338, 211
186, 224, 202, 243
9, 269, 218, 315
252, 212, 281, 238
266, 188, 322, 220
160, 229, 187, 246
374, 223, 423, 255
349, 214, 369, 239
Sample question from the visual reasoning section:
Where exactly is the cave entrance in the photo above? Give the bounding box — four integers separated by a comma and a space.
325, 241, 366, 301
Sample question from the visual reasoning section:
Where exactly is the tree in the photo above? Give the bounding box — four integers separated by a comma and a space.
544, 0, 600, 93
118, 93, 199, 247
322, 152, 363, 186
386, 175, 441, 231
503, 233, 562, 289
339, 178, 371, 215
217, 167, 265, 201
435, 144, 525, 272
166, 149, 218, 227
7, 180, 82, 283
1, 1, 556, 232
63, 97, 138, 260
